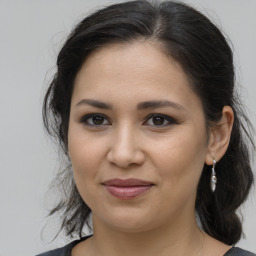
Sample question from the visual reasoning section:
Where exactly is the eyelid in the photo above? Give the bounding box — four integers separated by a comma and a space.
79, 113, 178, 128
80, 113, 111, 126
143, 113, 178, 127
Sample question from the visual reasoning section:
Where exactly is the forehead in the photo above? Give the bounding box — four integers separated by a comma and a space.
81, 41, 179, 73
72, 41, 201, 111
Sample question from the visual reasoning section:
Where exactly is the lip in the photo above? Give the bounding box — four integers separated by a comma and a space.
103, 178, 154, 200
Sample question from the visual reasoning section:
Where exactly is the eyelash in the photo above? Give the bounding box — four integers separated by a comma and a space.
80, 113, 178, 128
80, 113, 111, 126
143, 113, 178, 127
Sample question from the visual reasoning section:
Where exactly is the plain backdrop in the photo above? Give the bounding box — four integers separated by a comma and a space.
0, 1, 255, 255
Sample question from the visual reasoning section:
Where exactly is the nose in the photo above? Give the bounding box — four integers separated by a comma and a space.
106, 124, 145, 168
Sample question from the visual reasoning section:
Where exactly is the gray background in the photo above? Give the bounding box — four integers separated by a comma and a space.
0, 1, 255, 255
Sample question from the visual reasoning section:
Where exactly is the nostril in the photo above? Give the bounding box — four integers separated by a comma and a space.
106, 148, 145, 168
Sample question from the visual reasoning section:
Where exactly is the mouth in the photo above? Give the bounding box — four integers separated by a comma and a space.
102, 178, 154, 200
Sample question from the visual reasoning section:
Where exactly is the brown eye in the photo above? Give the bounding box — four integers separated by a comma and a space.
92, 116, 105, 125
152, 116, 165, 125
143, 113, 177, 127
81, 114, 111, 126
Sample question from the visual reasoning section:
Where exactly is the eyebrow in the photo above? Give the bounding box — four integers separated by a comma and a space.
137, 100, 184, 110
75, 99, 113, 109
75, 99, 184, 111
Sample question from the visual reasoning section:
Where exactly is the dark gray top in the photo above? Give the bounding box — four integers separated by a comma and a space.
36, 237, 256, 256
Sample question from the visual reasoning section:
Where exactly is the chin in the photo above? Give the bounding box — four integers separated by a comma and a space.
94, 207, 156, 233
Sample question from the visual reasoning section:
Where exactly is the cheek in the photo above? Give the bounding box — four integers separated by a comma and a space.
154, 129, 207, 190
151, 133, 207, 215
68, 125, 107, 169
68, 130, 106, 198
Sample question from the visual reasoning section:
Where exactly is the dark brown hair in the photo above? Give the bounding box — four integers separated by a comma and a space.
43, 0, 255, 244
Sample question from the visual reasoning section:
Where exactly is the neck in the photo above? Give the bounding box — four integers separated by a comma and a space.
89, 214, 203, 256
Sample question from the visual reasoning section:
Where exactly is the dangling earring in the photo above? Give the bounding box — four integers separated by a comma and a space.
210, 159, 217, 192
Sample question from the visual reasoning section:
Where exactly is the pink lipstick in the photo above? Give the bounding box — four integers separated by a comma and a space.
103, 178, 153, 200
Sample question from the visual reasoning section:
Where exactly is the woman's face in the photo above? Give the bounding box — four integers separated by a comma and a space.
68, 42, 210, 232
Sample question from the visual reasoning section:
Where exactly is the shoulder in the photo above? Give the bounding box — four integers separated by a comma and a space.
35, 236, 90, 256
35, 241, 76, 256
224, 247, 256, 256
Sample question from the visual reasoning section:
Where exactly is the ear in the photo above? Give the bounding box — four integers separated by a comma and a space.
205, 106, 234, 165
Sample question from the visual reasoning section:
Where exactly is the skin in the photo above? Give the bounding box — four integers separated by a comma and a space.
68, 41, 234, 256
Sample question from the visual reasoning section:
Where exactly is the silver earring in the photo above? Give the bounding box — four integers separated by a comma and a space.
210, 159, 217, 192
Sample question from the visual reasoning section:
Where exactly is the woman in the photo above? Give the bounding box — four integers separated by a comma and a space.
38, 1, 255, 255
